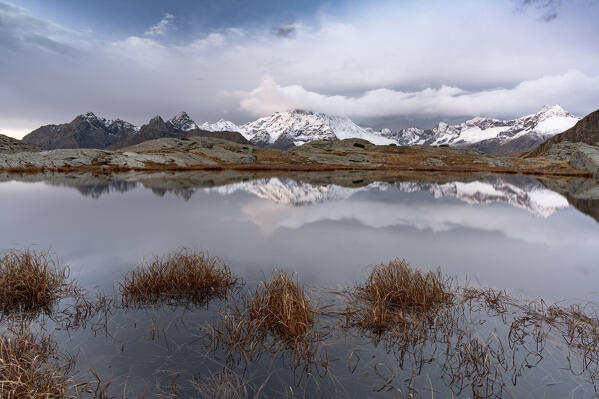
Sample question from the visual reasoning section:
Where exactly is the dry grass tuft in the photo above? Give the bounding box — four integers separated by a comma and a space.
0, 249, 76, 316
248, 270, 314, 345
208, 270, 318, 364
119, 249, 239, 307
0, 322, 73, 398
345, 258, 454, 332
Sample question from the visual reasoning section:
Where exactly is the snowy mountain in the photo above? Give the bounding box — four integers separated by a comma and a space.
384, 105, 579, 153
206, 177, 569, 217
167, 112, 198, 132
238, 109, 395, 148
194, 105, 577, 152
199, 119, 242, 133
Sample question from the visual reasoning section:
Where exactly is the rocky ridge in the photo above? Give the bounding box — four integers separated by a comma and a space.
22, 112, 136, 150
0, 133, 40, 153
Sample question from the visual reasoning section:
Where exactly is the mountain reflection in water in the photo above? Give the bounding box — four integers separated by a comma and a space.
21, 173, 578, 218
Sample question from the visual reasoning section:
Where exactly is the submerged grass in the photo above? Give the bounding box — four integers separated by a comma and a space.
247, 270, 314, 345
344, 258, 454, 333
0, 249, 77, 316
6, 246, 599, 398
119, 249, 239, 307
0, 321, 74, 398
208, 270, 319, 365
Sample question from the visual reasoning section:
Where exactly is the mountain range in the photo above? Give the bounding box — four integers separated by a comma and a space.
20, 105, 580, 155
21, 111, 246, 150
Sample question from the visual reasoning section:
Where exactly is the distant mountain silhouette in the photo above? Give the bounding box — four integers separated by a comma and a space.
22, 112, 135, 150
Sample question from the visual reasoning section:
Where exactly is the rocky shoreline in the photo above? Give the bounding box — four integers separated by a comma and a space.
0, 136, 596, 179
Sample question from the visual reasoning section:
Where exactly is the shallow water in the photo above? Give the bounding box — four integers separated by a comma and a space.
1, 172, 599, 397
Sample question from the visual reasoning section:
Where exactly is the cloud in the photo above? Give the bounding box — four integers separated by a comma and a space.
517, 0, 562, 21
187, 33, 225, 51
144, 13, 175, 37
274, 25, 296, 38
238, 71, 599, 119
0, 2, 83, 54
1, 0, 599, 137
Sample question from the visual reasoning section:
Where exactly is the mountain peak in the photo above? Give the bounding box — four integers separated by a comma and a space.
76, 112, 104, 124
538, 104, 567, 114
241, 109, 394, 147
199, 119, 241, 133
529, 105, 572, 121
75, 112, 111, 129
289, 109, 315, 116
168, 111, 198, 131
82, 111, 98, 119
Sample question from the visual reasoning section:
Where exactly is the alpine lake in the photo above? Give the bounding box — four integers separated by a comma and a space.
1, 170, 599, 398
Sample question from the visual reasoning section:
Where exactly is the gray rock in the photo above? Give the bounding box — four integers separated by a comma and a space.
542, 142, 599, 178
420, 157, 447, 167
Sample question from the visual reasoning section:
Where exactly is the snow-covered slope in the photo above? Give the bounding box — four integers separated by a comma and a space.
387, 105, 579, 147
239, 109, 395, 147
196, 105, 577, 150
167, 112, 198, 131
199, 119, 242, 133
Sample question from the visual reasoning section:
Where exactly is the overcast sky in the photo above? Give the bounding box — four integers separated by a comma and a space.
1, 0, 598, 138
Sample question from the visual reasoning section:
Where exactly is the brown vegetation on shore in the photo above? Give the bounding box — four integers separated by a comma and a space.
119, 249, 239, 307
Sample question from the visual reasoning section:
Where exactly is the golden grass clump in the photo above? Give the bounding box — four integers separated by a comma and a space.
345, 258, 454, 332
0, 249, 75, 315
248, 270, 314, 344
0, 323, 72, 398
209, 270, 318, 364
119, 249, 239, 307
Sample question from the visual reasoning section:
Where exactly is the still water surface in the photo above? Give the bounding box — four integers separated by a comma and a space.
1, 173, 599, 397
